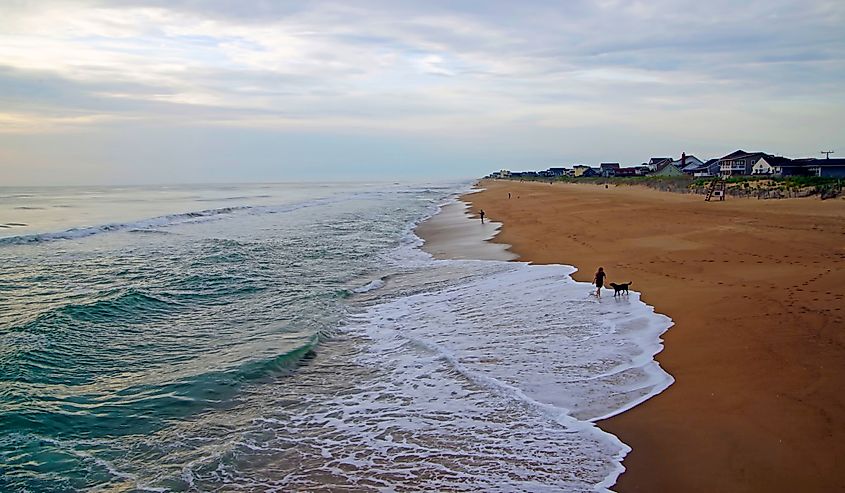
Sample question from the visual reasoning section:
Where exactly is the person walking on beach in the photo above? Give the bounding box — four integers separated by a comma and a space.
594, 267, 606, 297
479, 209, 485, 224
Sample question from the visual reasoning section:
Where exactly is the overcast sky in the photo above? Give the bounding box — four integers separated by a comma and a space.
1, 0, 843, 185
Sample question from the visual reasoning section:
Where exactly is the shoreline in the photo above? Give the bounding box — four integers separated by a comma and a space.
414, 192, 674, 490
416, 199, 517, 261
425, 181, 845, 492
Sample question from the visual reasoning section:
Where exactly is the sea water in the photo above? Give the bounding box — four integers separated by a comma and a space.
0, 182, 672, 492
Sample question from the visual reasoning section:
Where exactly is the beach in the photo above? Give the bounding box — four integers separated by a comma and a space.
4, 182, 674, 491
5, 180, 843, 491
435, 180, 845, 492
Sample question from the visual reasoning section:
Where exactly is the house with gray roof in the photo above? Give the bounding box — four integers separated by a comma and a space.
718, 150, 770, 176
654, 161, 685, 176
793, 158, 845, 178
599, 163, 620, 177
573, 165, 598, 177
673, 154, 704, 173
645, 157, 672, 172
686, 158, 721, 177
752, 156, 793, 175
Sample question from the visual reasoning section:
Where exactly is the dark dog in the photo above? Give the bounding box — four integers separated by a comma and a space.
608, 281, 632, 296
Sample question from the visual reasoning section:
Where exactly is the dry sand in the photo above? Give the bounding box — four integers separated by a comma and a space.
438, 180, 845, 492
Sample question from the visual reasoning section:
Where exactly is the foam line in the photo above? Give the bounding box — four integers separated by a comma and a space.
348, 222, 674, 490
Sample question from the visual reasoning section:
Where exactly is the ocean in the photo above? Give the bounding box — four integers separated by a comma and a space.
0, 182, 672, 492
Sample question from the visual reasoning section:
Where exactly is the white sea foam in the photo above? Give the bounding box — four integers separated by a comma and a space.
355, 262, 673, 422
0, 205, 252, 245
332, 220, 674, 490
156, 254, 664, 491
353, 279, 386, 293
0, 195, 357, 245
1, 182, 672, 492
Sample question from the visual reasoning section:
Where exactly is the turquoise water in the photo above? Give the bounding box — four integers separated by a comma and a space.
0, 183, 453, 491
0, 182, 673, 492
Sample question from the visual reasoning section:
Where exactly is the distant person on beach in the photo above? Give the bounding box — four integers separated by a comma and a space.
593, 267, 606, 297
508, 192, 511, 199
479, 209, 485, 224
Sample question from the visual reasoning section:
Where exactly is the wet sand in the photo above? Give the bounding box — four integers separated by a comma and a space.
424, 180, 845, 492
417, 200, 517, 261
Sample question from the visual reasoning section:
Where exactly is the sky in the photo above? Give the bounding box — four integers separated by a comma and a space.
1, 0, 843, 185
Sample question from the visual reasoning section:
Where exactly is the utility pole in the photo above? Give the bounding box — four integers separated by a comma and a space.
820, 150, 834, 159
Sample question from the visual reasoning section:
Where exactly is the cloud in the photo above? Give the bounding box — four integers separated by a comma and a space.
0, 0, 843, 183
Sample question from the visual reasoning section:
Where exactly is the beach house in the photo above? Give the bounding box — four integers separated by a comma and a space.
599, 163, 621, 177
573, 165, 598, 177
673, 154, 704, 173
653, 161, 685, 176
684, 158, 720, 177
752, 156, 794, 175
546, 167, 569, 177
612, 167, 641, 177
718, 150, 769, 176
645, 157, 672, 172
794, 158, 845, 178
